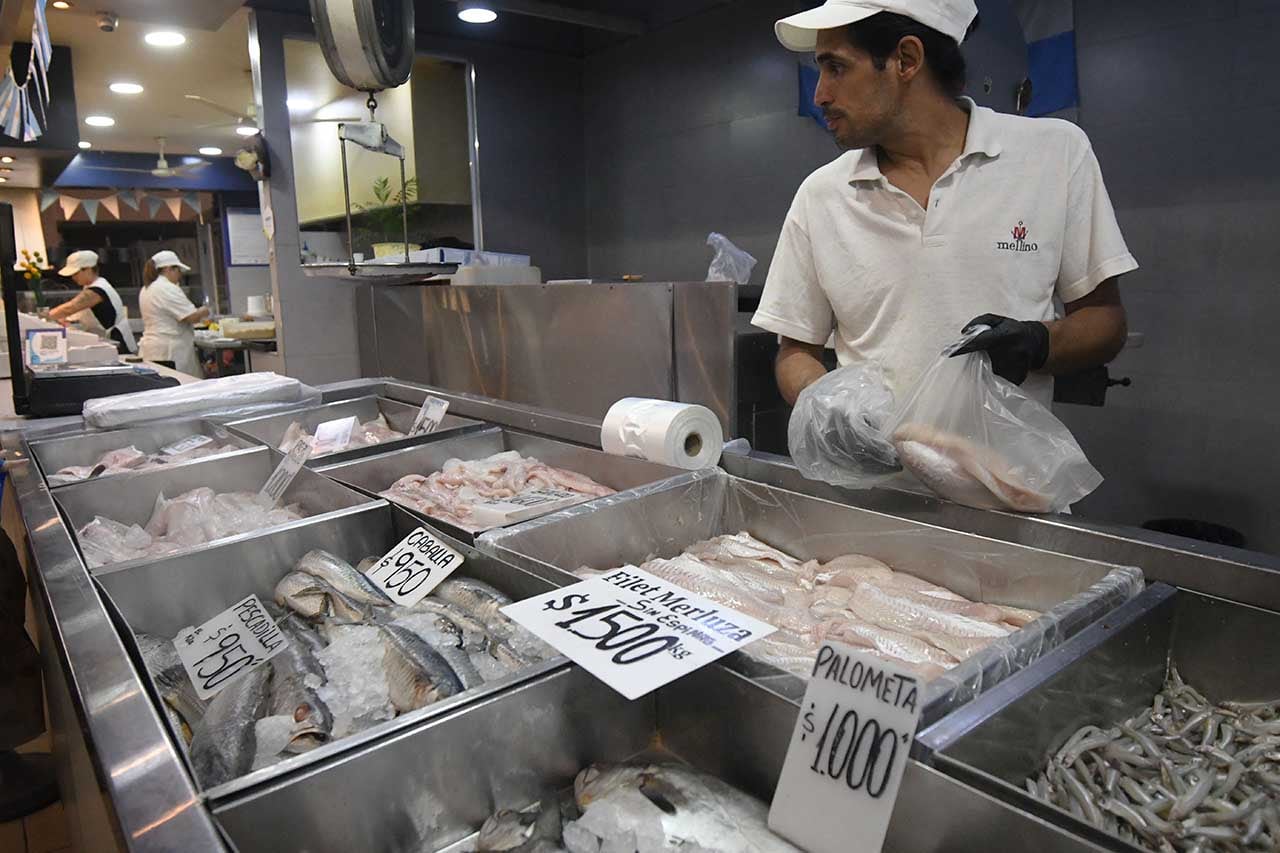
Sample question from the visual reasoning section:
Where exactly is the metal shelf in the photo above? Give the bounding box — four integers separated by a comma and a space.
299, 261, 457, 285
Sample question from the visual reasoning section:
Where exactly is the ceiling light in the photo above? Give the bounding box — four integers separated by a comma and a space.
1, 156, 13, 164
286, 96, 314, 112
144, 30, 186, 48
51, 0, 72, 9
0, 177, 9, 183
78, 141, 91, 149
458, 1, 498, 24
198, 146, 222, 156
109, 82, 144, 95
0, 167, 11, 172
235, 125, 260, 137
84, 115, 115, 127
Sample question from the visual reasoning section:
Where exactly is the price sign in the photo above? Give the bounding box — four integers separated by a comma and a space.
258, 439, 309, 505
469, 488, 590, 528
501, 567, 776, 700
767, 642, 922, 853
173, 594, 290, 700
410, 396, 450, 436
313, 416, 358, 453
161, 434, 214, 456
363, 526, 465, 607
26, 328, 67, 366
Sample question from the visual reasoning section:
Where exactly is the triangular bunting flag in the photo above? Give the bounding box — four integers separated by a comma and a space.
100, 196, 119, 219
81, 198, 100, 224
39, 190, 58, 211
182, 192, 201, 214
145, 196, 164, 219
59, 195, 79, 219
165, 197, 184, 220
117, 190, 139, 212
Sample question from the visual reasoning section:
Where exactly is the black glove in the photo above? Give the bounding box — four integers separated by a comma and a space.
950, 314, 1049, 385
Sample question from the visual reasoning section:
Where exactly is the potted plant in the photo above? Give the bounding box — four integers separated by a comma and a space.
355, 175, 420, 258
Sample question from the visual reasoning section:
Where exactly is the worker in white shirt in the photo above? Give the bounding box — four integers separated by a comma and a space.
48, 250, 137, 353
754, 0, 1135, 411
138, 250, 208, 377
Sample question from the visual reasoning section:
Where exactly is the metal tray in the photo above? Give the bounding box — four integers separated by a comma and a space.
55, 447, 381, 574
478, 469, 1145, 726
918, 583, 1280, 851
210, 661, 797, 853
95, 503, 565, 803
226, 395, 487, 466
317, 427, 689, 543
25, 418, 258, 487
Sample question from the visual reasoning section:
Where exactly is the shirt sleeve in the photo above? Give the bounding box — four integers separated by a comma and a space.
751, 201, 834, 345
1057, 140, 1139, 303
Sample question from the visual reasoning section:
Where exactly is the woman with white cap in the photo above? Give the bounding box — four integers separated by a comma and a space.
138, 249, 209, 377
48, 249, 137, 353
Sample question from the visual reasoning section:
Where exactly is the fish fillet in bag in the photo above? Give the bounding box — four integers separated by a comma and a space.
882, 330, 1102, 513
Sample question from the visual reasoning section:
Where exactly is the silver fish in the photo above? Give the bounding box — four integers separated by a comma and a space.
378, 624, 464, 713
189, 665, 271, 788
296, 549, 392, 607
433, 578, 511, 623
269, 621, 333, 753
410, 599, 489, 651
281, 612, 327, 654
135, 631, 206, 741
275, 571, 327, 618
478, 796, 563, 852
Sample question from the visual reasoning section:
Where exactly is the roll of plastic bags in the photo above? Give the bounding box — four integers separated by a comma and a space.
882, 331, 1102, 514
788, 363, 901, 489
83, 372, 321, 429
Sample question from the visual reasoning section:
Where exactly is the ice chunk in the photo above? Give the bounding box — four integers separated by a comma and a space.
250, 714, 296, 770
316, 624, 394, 738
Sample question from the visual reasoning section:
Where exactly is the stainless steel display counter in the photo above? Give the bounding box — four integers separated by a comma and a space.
6, 376, 1280, 853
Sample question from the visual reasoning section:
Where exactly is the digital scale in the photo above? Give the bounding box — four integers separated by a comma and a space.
0, 203, 179, 418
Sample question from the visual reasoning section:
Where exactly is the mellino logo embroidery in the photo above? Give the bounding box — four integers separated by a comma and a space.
997, 220, 1038, 253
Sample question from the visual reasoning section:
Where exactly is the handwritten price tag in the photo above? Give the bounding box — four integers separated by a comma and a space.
410, 396, 450, 436
767, 642, 922, 853
501, 567, 776, 701
258, 439, 309, 505
363, 526, 465, 607
469, 487, 591, 528
313, 416, 358, 453
161, 434, 214, 456
173, 594, 289, 700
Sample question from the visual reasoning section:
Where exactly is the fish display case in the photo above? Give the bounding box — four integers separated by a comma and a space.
478, 469, 1145, 726
317, 427, 690, 543
918, 583, 1280, 851
95, 502, 566, 805
26, 417, 259, 487
225, 395, 488, 467
53, 446, 381, 574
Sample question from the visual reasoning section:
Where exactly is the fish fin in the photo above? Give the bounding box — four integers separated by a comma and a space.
637, 775, 684, 815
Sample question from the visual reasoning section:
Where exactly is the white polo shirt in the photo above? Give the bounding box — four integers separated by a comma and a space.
752, 98, 1138, 405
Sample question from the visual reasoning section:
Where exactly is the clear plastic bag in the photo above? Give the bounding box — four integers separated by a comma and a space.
705, 232, 757, 285
787, 363, 901, 489
883, 331, 1102, 513
83, 372, 321, 429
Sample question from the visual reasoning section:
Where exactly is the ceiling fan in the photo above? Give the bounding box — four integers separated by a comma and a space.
82, 137, 210, 178
186, 94, 259, 133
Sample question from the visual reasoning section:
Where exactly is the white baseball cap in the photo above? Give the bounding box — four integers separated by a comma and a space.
776, 0, 978, 52
151, 249, 191, 272
57, 249, 99, 277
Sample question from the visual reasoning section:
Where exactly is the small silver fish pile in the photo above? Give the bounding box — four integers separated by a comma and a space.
1025, 668, 1280, 851
475, 762, 799, 853
138, 549, 551, 790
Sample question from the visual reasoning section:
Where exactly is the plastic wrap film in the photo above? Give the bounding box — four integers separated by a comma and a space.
83, 373, 322, 429
788, 363, 900, 489
478, 469, 1143, 724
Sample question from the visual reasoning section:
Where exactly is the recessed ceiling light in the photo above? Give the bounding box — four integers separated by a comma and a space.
85, 115, 115, 127
78, 141, 91, 149
109, 82, 144, 95
0, 177, 9, 183
198, 146, 222, 156
235, 125, 260, 137
51, 0, 72, 8
1, 156, 13, 164
286, 96, 314, 112
458, 1, 498, 24
144, 30, 186, 48
0, 168, 11, 173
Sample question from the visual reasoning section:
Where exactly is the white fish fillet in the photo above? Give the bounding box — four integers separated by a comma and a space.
848, 582, 1008, 661
814, 619, 957, 668
893, 422, 1053, 513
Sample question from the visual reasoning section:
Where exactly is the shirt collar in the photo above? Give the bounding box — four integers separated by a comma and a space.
846, 96, 1002, 185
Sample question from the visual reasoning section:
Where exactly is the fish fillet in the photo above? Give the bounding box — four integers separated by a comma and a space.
892, 422, 1053, 513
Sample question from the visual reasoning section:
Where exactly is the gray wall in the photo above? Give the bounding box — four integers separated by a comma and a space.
1055, 0, 1280, 552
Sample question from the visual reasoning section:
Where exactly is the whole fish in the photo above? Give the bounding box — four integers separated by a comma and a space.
378, 624, 464, 713
295, 549, 392, 607
477, 796, 563, 852
410, 599, 489, 651
135, 631, 207, 737
433, 578, 512, 626
189, 665, 271, 788
269, 621, 333, 753
275, 571, 327, 618
281, 612, 328, 654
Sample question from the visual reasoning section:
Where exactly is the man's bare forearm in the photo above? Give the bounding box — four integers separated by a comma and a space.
776, 338, 828, 406
1042, 278, 1128, 374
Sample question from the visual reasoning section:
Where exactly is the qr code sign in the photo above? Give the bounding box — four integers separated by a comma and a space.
39, 336, 58, 352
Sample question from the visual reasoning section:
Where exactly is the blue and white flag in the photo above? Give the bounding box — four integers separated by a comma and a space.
1012, 0, 1077, 118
